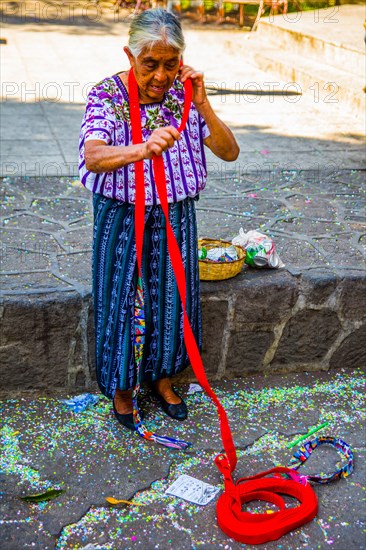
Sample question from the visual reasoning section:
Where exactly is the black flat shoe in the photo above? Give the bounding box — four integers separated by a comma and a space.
154, 390, 188, 421
112, 399, 136, 431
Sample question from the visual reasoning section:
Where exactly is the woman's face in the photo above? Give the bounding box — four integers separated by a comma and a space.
124, 43, 180, 104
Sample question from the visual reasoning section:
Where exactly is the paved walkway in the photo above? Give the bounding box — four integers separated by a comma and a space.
262, 4, 365, 51
0, 5, 365, 176
1, 369, 365, 549
1, 167, 365, 297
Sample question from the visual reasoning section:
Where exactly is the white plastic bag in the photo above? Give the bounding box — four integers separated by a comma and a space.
232, 229, 285, 268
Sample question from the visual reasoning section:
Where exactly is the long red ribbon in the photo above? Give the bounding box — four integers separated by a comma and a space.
127, 67, 318, 544
128, 67, 237, 472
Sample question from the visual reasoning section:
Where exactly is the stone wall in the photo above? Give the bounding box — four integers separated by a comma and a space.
1, 269, 364, 391
199, 270, 365, 380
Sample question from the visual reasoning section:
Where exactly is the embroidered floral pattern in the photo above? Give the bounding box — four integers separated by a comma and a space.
79, 75, 210, 205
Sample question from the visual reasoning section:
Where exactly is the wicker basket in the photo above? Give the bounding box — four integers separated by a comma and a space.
198, 238, 246, 281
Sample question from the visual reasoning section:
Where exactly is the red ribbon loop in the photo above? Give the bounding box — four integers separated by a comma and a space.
216, 467, 318, 545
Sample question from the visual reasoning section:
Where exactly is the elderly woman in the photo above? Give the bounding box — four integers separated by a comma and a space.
79, 8, 239, 433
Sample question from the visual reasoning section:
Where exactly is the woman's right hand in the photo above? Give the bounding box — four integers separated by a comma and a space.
143, 126, 181, 159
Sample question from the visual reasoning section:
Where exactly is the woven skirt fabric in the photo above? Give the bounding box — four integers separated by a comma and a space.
92, 193, 202, 399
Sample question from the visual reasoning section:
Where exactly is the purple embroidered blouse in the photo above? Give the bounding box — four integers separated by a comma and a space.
78, 74, 210, 205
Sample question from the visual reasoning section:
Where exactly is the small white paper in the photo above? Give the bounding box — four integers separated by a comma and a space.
165, 474, 220, 506
187, 383, 203, 394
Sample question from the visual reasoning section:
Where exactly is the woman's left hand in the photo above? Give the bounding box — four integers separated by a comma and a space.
179, 64, 208, 109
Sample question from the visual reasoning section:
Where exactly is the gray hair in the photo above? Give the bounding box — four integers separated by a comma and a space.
128, 8, 185, 57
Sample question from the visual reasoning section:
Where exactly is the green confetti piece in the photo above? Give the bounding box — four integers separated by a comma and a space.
20, 488, 65, 503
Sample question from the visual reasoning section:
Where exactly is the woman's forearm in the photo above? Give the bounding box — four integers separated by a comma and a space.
196, 100, 239, 161
85, 141, 145, 173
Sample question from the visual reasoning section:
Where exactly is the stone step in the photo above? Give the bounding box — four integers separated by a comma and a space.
258, 18, 365, 77
254, 46, 365, 114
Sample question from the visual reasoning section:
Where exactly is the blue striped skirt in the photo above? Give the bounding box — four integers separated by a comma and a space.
92, 193, 202, 398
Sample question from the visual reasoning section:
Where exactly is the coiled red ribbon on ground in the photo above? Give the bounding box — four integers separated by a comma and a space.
215, 455, 318, 544
128, 66, 318, 544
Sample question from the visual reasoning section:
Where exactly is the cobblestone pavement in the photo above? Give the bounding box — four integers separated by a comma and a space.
1, 168, 365, 297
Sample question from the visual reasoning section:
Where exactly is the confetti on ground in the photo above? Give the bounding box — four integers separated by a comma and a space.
1, 369, 365, 549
